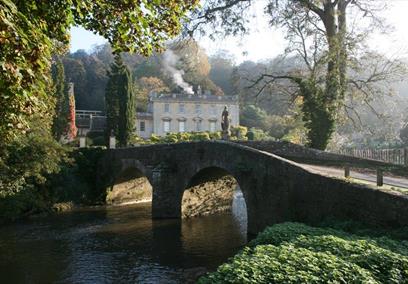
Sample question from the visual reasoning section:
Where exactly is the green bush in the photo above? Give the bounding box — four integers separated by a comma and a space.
191, 132, 211, 141
231, 125, 248, 139
199, 245, 375, 283
163, 133, 179, 143
177, 132, 192, 141
246, 127, 273, 141
48, 147, 106, 204
209, 131, 222, 140
0, 186, 49, 221
0, 118, 68, 221
86, 131, 102, 140
199, 222, 408, 283
132, 129, 246, 145
150, 134, 161, 143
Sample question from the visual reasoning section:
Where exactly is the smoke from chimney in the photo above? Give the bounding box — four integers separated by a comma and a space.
162, 49, 194, 95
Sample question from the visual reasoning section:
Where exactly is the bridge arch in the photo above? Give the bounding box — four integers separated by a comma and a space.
106, 160, 153, 205
181, 166, 248, 228
98, 141, 408, 235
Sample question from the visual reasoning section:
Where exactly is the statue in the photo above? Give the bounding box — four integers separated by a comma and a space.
221, 106, 230, 140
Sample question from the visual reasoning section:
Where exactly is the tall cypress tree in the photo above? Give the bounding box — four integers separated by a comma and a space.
105, 54, 135, 147
118, 65, 135, 147
105, 56, 121, 142
51, 56, 69, 141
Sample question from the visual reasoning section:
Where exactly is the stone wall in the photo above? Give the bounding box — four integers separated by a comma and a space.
106, 175, 152, 205
97, 141, 408, 235
236, 140, 400, 169
181, 176, 237, 218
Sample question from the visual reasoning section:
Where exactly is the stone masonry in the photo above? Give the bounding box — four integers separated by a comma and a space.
97, 141, 408, 235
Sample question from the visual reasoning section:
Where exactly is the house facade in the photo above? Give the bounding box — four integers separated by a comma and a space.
76, 93, 240, 138
136, 93, 239, 138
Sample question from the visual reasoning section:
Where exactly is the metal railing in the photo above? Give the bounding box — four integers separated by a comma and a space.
338, 148, 408, 166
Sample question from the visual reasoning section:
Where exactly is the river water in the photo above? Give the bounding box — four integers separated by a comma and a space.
0, 192, 247, 283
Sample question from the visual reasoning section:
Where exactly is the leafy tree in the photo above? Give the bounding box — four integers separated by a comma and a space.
133, 54, 164, 79
0, 115, 67, 220
67, 84, 77, 141
135, 77, 169, 111
187, 0, 406, 149
209, 50, 236, 95
63, 56, 87, 101
0, 0, 198, 146
92, 44, 115, 67
82, 55, 109, 110
240, 105, 270, 130
51, 57, 69, 140
400, 123, 408, 146
63, 50, 109, 111
170, 39, 224, 95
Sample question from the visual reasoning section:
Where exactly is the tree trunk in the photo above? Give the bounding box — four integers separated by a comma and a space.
299, 79, 335, 150
338, 0, 348, 101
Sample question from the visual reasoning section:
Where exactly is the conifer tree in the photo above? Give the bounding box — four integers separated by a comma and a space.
105, 56, 121, 140
105, 54, 135, 147
118, 66, 135, 147
51, 57, 69, 140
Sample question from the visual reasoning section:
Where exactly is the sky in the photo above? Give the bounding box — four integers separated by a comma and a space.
70, 1, 408, 64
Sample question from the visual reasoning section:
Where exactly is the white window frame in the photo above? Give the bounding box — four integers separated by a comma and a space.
195, 104, 201, 114
210, 105, 216, 115
179, 120, 185, 132
179, 104, 185, 113
209, 121, 216, 132
196, 120, 202, 131
164, 103, 170, 113
163, 120, 170, 133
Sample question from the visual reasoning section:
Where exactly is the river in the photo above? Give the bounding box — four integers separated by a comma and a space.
0, 191, 247, 283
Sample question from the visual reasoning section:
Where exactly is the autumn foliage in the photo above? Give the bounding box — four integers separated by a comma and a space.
67, 92, 77, 140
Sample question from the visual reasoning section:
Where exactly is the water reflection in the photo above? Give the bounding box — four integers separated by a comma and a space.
0, 192, 247, 283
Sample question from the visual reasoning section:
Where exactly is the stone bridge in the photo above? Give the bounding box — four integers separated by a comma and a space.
97, 141, 408, 235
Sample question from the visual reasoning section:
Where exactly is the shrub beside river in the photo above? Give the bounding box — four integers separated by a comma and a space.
199, 222, 408, 283
0, 146, 104, 222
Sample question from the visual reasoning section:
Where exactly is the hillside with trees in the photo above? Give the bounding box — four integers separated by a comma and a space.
63, 40, 408, 150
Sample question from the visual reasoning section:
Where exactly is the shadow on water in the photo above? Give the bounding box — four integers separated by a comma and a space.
0, 191, 247, 283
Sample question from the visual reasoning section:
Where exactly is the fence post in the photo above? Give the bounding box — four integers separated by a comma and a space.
377, 169, 383, 187
344, 166, 350, 178
79, 136, 86, 148
405, 148, 408, 167
109, 136, 116, 149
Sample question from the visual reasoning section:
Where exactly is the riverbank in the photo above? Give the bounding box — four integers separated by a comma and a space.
0, 147, 105, 223
198, 222, 408, 283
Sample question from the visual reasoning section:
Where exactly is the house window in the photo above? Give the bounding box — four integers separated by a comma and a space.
195, 104, 201, 114
210, 105, 216, 115
196, 120, 202, 131
163, 120, 170, 133
209, 121, 216, 132
179, 121, 185, 132
140, 121, 145, 132
164, 103, 170, 113
179, 104, 185, 113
